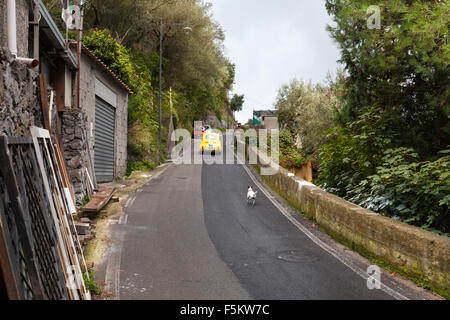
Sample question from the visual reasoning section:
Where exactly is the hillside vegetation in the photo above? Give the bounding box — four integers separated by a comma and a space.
43, 0, 236, 166
275, 0, 449, 235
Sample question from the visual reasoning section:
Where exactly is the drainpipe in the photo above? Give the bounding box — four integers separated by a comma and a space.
33, 0, 40, 61
7, 0, 17, 57
6, 0, 40, 69
15, 57, 39, 68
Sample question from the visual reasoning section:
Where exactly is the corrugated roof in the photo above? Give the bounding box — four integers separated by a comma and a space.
36, 0, 78, 69
70, 42, 133, 94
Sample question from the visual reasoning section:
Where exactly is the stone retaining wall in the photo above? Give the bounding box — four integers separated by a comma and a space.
0, 48, 43, 137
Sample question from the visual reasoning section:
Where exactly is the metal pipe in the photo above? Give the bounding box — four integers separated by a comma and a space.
159, 17, 163, 161
76, 0, 82, 109
33, 0, 40, 61
14, 57, 40, 68
7, 0, 17, 56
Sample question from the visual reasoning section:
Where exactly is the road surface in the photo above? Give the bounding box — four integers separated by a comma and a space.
105, 138, 437, 300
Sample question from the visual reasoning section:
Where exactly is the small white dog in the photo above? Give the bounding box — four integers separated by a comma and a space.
247, 186, 258, 206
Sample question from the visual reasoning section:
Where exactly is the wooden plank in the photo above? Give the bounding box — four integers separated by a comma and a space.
86, 143, 97, 188
53, 139, 91, 279
82, 188, 115, 213
40, 132, 88, 299
47, 135, 91, 299
0, 199, 20, 300
39, 74, 50, 130
54, 139, 76, 205
85, 167, 95, 197
30, 127, 82, 300
51, 60, 66, 112
48, 91, 54, 133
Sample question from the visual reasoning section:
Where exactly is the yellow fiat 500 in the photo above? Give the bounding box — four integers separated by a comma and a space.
201, 133, 222, 154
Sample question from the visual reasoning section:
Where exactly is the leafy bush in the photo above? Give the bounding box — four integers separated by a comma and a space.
279, 130, 305, 169
317, 105, 450, 235
83, 29, 135, 88
317, 106, 393, 197
83, 270, 101, 296
126, 160, 158, 177
348, 148, 450, 235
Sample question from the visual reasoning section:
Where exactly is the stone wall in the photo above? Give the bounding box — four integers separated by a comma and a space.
244, 142, 450, 298
61, 108, 91, 206
0, 48, 43, 136
0, 1, 6, 50
62, 50, 128, 198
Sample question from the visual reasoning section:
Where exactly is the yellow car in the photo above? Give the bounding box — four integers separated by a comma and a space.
201, 133, 222, 154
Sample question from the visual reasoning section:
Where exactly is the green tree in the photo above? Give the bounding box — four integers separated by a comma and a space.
230, 94, 245, 112
42, 0, 238, 169
275, 77, 342, 156
325, 0, 450, 156
83, 29, 135, 88
317, 0, 450, 234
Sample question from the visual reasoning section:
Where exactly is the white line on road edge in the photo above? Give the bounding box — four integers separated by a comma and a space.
128, 196, 136, 208
230, 147, 408, 301
104, 229, 124, 300
118, 214, 128, 225
125, 196, 137, 208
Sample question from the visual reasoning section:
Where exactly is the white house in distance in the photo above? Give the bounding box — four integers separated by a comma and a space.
253, 110, 279, 130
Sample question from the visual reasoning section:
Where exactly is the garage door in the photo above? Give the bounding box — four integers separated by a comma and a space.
94, 98, 116, 183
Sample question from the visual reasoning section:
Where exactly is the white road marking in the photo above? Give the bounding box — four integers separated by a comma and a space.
104, 229, 124, 300
118, 214, 128, 225
128, 196, 136, 208
229, 146, 408, 300
125, 196, 136, 208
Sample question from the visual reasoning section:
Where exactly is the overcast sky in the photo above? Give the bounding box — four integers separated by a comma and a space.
209, 0, 342, 124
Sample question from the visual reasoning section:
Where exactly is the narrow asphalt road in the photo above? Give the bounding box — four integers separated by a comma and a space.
115, 137, 437, 300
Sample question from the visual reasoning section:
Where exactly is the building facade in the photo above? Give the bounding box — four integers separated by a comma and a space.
1, 0, 131, 204
253, 110, 279, 130
71, 45, 131, 184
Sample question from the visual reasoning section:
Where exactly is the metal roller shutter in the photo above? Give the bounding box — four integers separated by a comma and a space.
94, 98, 116, 183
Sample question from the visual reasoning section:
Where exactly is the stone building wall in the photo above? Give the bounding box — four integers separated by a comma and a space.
0, 48, 43, 137
61, 108, 91, 205
0, 1, 6, 50
0, 0, 30, 57
263, 117, 279, 131
61, 50, 128, 204
77, 52, 128, 180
